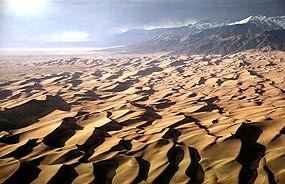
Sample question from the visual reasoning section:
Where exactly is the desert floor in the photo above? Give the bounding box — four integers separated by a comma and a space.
0, 50, 284, 184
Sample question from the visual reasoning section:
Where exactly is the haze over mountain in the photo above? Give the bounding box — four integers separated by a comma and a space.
1, 0, 285, 49
119, 15, 285, 54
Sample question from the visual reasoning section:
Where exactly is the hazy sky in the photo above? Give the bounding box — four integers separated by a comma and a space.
1, 0, 285, 47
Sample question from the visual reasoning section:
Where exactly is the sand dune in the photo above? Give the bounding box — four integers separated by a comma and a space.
0, 51, 284, 183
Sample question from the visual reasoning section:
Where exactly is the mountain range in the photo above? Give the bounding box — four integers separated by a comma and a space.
113, 16, 285, 54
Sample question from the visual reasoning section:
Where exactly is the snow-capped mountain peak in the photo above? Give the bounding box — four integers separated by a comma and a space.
228, 15, 285, 29
188, 20, 228, 30
229, 16, 253, 25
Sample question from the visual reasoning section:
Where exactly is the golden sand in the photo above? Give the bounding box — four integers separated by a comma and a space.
0, 51, 284, 183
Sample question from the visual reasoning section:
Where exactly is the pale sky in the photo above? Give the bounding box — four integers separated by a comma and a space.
0, 0, 285, 48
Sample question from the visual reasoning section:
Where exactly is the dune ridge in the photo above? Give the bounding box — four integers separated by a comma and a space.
0, 51, 285, 183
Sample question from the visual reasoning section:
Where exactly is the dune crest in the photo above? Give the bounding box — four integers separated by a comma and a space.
0, 51, 285, 183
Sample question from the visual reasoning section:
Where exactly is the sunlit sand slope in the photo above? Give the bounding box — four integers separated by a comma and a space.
0, 51, 284, 183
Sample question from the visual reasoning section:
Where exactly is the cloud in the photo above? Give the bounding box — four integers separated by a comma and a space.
43, 31, 91, 42
2, 0, 284, 48
115, 19, 197, 33
2, 0, 52, 18
52, 0, 285, 5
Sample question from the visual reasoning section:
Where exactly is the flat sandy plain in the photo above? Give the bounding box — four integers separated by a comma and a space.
0, 50, 284, 184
